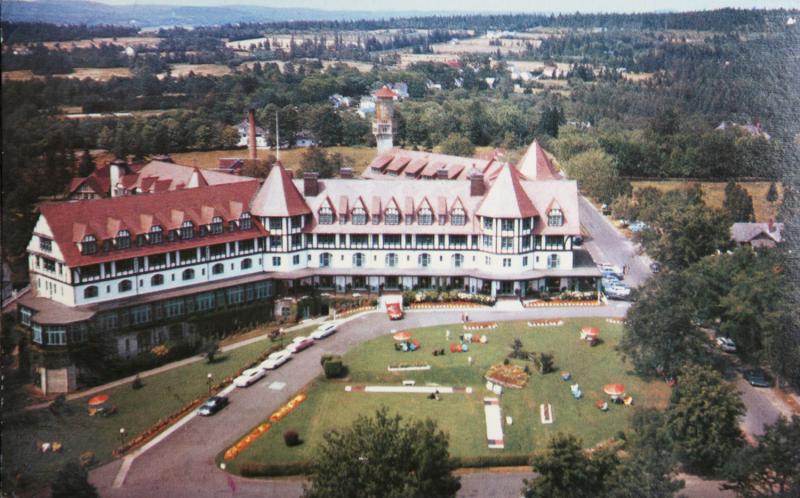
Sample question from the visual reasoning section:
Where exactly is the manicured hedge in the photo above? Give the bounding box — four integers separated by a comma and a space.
239, 460, 312, 477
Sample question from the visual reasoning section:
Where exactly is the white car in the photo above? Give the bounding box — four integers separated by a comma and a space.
260, 349, 292, 370
606, 284, 631, 299
716, 337, 737, 353
288, 336, 315, 353
233, 367, 267, 387
311, 323, 338, 340
598, 263, 624, 276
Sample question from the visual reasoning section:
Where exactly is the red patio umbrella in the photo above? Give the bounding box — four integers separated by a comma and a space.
581, 326, 600, 337
88, 394, 109, 406
603, 384, 625, 397
393, 331, 412, 341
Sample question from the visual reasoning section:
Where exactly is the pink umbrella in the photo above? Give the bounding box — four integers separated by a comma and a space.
88, 394, 109, 406
581, 326, 600, 337
603, 384, 625, 398
393, 331, 412, 341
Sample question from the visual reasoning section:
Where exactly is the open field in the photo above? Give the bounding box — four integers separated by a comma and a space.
239, 59, 374, 73
12, 37, 162, 51
171, 146, 377, 174
2, 323, 316, 491
164, 63, 233, 79
2, 67, 133, 81
631, 180, 783, 222
224, 319, 670, 473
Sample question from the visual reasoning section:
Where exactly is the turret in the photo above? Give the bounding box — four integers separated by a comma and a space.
372, 86, 397, 154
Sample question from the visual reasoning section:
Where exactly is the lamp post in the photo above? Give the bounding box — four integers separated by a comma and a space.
119, 427, 126, 447
207, 372, 213, 394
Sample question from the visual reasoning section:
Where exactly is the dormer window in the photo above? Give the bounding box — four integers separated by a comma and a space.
240, 212, 252, 230
116, 230, 131, 249
81, 235, 97, 255
40, 237, 53, 252
211, 216, 224, 234
180, 221, 194, 239
352, 207, 367, 225
319, 207, 333, 225
150, 225, 163, 244
548, 209, 563, 227
451, 208, 466, 226
385, 208, 399, 225
418, 208, 433, 225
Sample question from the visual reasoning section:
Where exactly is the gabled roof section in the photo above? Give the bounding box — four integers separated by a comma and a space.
385, 197, 401, 213
516, 140, 560, 180
476, 164, 538, 218
318, 196, 336, 215
250, 162, 311, 217
374, 86, 397, 99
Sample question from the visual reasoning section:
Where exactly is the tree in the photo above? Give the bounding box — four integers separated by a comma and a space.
220, 126, 240, 149
722, 416, 800, 497
536, 104, 562, 138
766, 182, 778, 203
204, 340, 219, 363
723, 180, 755, 222
665, 364, 745, 474
522, 433, 616, 498
298, 147, 350, 178
439, 133, 474, 157
51, 462, 99, 498
563, 148, 630, 203
305, 407, 460, 498
77, 148, 95, 177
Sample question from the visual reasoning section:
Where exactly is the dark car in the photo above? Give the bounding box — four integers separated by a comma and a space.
649, 262, 662, 273
198, 395, 229, 416
743, 369, 774, 388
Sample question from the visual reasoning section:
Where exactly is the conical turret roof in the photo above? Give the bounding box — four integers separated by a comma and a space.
516, 140, 559, 180
476, 163, 538, 218
250, 163, 311, 217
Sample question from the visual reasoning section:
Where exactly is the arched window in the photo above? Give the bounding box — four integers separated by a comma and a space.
320, 253, 332, 267
352, 253, 365, 268
452, 253, 464, 268
116, 230, 131, 249
81, 235, 97, 255
241, 258, 253, 270
319, 207, 334, 225
151, 274, 164, 286
418, 253, 431, 268
180, 221, 194, 239
118, 280, 132, 292
547, 209, 563, 227
150, 225, 163, 244
212, 263, 224, 275
418, 208, 433, 225
83, 286, 98, 298
385, 207, 400, 225
451, 208, 466, 226
182, 269, 195, 280
240, 212, 252, 230
352, 207, 367, 225
211, 216, 224, 234
385, 253, 398, 267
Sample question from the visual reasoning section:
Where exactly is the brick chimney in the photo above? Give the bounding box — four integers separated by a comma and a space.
340, 167, 353, 179
437, 168, 449, 180
470, 169, 485, 196
248, 109, 258, 161
304, 172, 319, 196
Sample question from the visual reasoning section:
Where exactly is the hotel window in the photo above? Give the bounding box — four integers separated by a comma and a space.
418, 208, 433, 225
385, 208, 399, 225
292, 254, 300, 265
116, 230, 131, 249
240, 212, 252, 230
118, 279, 133, 292
386, 253, 398, 267
84, 286, 98, 299
81, 235, 97, 255
209, 244, 226, 259
32, 323, 43, 344
212, 263, 224, 275
240, 239, 255, 252
317, 234, 335, 247
353, 253, 365, 267
319, 207, 334, 225
416, 235, 434, 248
131, 305, 151, 325
483, 217, 493, 230
211, 216, 224, 234
501, 237, 513, 250
418, 253, 431, 268
291, 234, 303, 248
47, 327, 67, 346
404, 214, 413, 225
182, 269, 195, 281
522, 218, 532, 231
501, 219, 514, 231
20, 308, 32, 326
523, 256, 528, 266
503, 258, 511, 267
197, 292, 215, 311
165, 299, 185, 318
384, 234, 401, 247
150, 225, 164, 244
449, 235, 467, 248
180, 221, 194, 239
547, 254, 560, 269
547, 209, 563, 227
544, 235, 564, 250
269, 218, 282, 230
241, 258, 253, 269
40, 237, 53, 252
522, 236, 531, 250
149, 253, 167, 269
43, 258, 56, 272
151, 274, 164, 286
452, 253, 464, 268
451, 209, 466, 226
351, 234, 368, 248
290, 216, 302, 229
483, 235, 493, 248
352, 207, 367, 225
269, 236, 281, 249
272, 256, 281, 266
320, 253, 332, 267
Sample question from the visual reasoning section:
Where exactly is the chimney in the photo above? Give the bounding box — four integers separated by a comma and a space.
152, 154, 173, 163
340, 167, 353, 179
304, 172, 319, 196
109, 158, 126, 197
437, 168, 449, 180
470, 170, 485, 196
248, 109, 258, 161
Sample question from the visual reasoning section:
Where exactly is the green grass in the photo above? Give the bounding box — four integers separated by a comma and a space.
2, 324, 316, 491
226, 319, 670, 472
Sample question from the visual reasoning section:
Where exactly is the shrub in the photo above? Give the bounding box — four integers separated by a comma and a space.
320, 354, 336, 366
323, 359, 344, 378
283, 430, 301, 447
239, 460, 312, 477
132, 375, 143, 390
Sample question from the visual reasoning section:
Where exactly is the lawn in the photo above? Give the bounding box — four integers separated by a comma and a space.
2, 324, 315, 491
170, 146, 377, 175
225, 318, 670, 473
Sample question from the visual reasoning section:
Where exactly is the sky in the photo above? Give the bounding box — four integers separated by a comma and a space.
96, 0, 800, 12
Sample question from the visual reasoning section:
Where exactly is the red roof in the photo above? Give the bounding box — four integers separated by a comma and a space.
374, 86, 397, 99
250, 163, 311, 217
476, 164, 538, 218
516, 140, 560, 180
37, 181, 264, 267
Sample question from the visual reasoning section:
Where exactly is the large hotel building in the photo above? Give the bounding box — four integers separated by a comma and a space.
17, 88, 600, 391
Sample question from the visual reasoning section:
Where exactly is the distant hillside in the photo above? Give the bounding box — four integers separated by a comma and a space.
0, 0, 435, 27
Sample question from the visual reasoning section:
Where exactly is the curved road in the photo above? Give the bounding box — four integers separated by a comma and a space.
89, 305, 630, 498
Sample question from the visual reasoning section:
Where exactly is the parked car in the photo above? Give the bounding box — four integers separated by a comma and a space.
598, 263, 624, 277
629, 221, 650, 232
311, 322, 338, 340
743, 368, 773, 388
573, 236, 583, 246
386, 303, 404, 320
234, 367, 267, 387
605, 283, 631, 300
715, 337, 737, 353
260, 349, 291, 370
198, 396, 229, 416
601, 203, 611, 215
649, 262, 662, 273
287, 336, 314, 353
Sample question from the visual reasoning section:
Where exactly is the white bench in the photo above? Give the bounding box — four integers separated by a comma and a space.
402, 380, 416, 386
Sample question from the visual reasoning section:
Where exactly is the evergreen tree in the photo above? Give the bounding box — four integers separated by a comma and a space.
765, 182, 778, 203
723, 180, 755, 222
51, 462, 99, 498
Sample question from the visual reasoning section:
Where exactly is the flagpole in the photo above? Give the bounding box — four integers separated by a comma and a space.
275, 112, 280, 161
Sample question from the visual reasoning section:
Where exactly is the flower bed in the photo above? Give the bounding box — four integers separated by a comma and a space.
464, 322, 497, 331
408, 301, 486, 310
527, 319, 564, 327
387, 363, 431, 372
485, 364, 528, 389
403, 290, 496, 307
224, 392, 307, 461
523, 299, 601, 308
335, 305, 377, 318
605, 318, 626, 325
